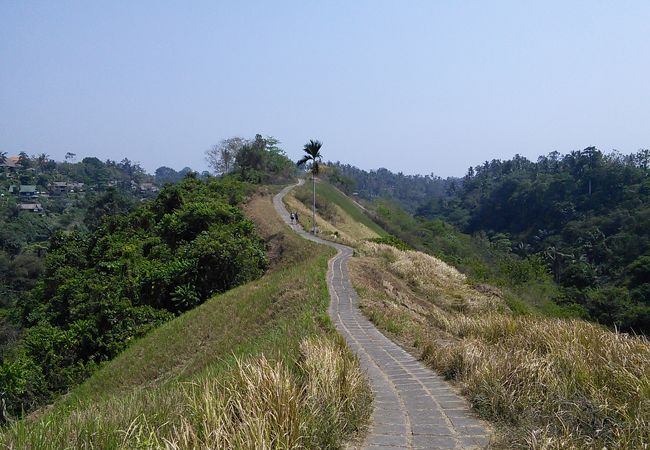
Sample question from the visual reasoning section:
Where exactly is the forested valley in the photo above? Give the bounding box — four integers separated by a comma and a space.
328, 148, 650, 334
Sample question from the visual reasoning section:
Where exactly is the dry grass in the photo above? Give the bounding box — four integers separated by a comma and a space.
350, 242, 650, 449
282, 186, 381, 246
2, 337, 371, 449
359, 242, 502, 315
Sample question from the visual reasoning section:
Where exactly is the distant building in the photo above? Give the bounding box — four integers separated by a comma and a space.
0, 156, 19, 170
49, 181, 69, 195
139, 182, 160, 193
18, 185, 37, 198
69, 182, 85, 192
18, 203, 43, 213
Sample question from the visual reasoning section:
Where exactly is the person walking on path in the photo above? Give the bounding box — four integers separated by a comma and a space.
290, 212, 295, 224
294, 211, 299, 226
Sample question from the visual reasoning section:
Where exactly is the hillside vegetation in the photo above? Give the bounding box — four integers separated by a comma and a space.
0, 176, 267, 417
0, 135, 305, 420
349, 242, 649, 448
295, 180, 649, 448
283, 180, 385, 245
329, 148, 650, 334
0, 189, 372, 449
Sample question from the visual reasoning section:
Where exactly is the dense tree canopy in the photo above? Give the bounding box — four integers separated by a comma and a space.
336, 148, 650, 333
0, 176, 266, 418
416, 148, 650, 332
326, 162, 452, 213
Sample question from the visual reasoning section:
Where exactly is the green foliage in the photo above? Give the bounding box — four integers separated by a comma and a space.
415, 148, 650, 333
368, 198, 561, 316
368, 235, 412, 251
343, 147, 650, 334
0, 177, 266, 419
207, 134, 297, 183
325, 163, 451, 212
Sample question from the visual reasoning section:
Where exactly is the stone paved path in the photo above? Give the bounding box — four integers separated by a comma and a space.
274, 181, 490, 449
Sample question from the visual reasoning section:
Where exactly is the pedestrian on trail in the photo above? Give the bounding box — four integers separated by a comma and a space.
294, 212, 299, 225
290, 212, 295, 224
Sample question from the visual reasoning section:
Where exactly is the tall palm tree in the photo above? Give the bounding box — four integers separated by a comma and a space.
296, 139, 323, 233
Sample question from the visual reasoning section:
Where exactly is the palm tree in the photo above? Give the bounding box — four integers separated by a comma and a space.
296, 139, 323, 233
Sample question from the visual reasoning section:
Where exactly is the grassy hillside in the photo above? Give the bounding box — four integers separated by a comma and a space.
367, 198, 574, 319
0, 189, 371, 449
349, 241, 650, 449
283, 179, 385, 244
277, 181, 650, 448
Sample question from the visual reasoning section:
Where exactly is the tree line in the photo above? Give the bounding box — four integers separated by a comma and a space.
332, 148, 650, 333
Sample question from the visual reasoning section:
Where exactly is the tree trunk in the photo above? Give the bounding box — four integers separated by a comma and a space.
312, 173, 316, 233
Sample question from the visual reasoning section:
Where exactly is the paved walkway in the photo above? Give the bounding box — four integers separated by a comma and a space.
274, 181, 490, 450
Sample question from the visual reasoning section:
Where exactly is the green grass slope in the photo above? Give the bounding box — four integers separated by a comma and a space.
310, 182, 385, 236
285, 179, 386, 244
1, 189, 371, 449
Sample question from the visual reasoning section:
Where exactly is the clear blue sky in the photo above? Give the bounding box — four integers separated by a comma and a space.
1, 1, 649, 176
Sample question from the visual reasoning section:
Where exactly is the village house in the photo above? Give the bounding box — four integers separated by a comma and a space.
0, 156, 19, 176
18, 203, 44, 213
69, 182, 85, 192
18, 185, 38, 199
49, 181, 69, 195
139, 182, 160, 193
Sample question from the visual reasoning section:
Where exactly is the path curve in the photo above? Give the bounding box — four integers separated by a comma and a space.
274, 181, 490, 450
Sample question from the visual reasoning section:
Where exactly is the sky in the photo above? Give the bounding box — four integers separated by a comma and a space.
1, 1, 649, 177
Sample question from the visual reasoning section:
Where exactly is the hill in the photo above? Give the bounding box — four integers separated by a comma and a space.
417, 148, 650, 333
5, 167, 648, 449
283, 179, 386, 244
289, 178, 650, 448
329, 148, 650, 334
0, 187, 371, 448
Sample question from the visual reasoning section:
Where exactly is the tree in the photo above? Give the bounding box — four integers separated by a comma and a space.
205, 137, 246, 175
0, 152, 6, 166
36, 153, 50, 171
155, 166, 181, 184
17, 152, 30, 169
296, 140, 323, 233
65, 152, 76, 163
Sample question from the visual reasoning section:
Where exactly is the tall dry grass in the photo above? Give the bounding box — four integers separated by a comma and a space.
360, 242, 502, 314
422, 316, 650, 448
1, 337, 371, 450
353, 242, 650, 449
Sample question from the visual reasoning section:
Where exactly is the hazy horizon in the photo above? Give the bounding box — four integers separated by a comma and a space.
2, 1, 649, 177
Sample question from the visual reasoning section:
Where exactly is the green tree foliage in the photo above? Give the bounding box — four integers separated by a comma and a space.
326, 163, 452, 212
206, 134, 297, 183
414, 148, 650, 333
154, 166, 192, 185
0, 177, 266, 419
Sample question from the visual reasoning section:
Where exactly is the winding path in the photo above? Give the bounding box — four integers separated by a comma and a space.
274, 181, 490, 450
